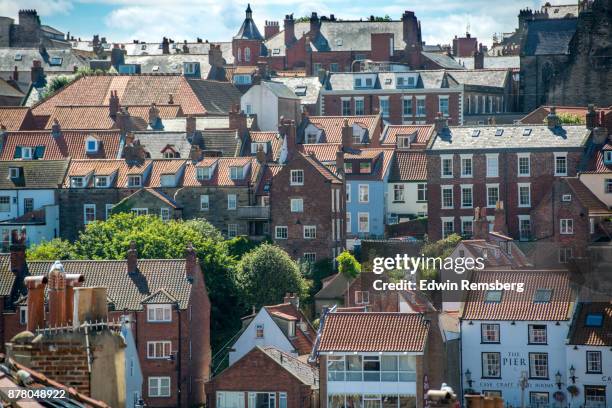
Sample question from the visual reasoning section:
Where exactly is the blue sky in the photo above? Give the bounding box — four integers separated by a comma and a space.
0, 0, 546, 47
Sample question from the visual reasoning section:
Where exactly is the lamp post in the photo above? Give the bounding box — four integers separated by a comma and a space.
519, 371, 529, 408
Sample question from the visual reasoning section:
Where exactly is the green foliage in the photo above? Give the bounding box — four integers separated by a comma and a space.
418, 234, 462, 280
27, 238, 78, 261
337, 250, 361, 279
235, 243, 307, 309
295, 16, 311, 22
40, 67, 106, 100
557, 113, 585, 125
224, 236, 266, 259
371, 15, 392, 21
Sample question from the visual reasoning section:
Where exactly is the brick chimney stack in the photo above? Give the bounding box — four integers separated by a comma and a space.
31, 60, 44, 87
116, 107, 131, 135
434, 112, 448, 134
47, 261, 68, 327
284, 14, 296, 47
229, 104, 247, 136
585, 104, 597, 129
264, 20, 280, 40
109, 90, 119, 119
309, 12, 321, 38
185, 243, 197, 281
24, 275, 47, 332
110, 44, 125, 68
335, 148, 345, 176
279, 118, 297, 161
341, 118, 353, 151
256, 144, 266, 164
474, 43, 484, 69
472, 207, 489, 240
284, 292, 300, 309
547, 106, 561, 129
127, 241, 138, 274
51, 119, 61, 139
186, 115, 196, 138
162, 37, 170, 54
148, 103, 160, 128
493, 201, 508, 235
10, 228, 27, 275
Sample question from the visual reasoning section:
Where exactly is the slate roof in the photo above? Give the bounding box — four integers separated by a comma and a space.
185, 79, 242, 115
0, 107, 34, 131
135, 132, 193, 158
260, 347, 318, 386
429, 124, 590, 151
461, 270, 574, 321
455, 56, 520, 70
523, 18, 578, 56
182, 157, 259, 187
272, 76, 322, 105
260, 81, 300, 100
446, 70, 510, 89
161, 116, 256, 132
25, 259, 193, 310
124, 54, 211, 76
234, 6, 264, 40
389, 151, 427, 181
421, 51, 464, 69
313, 21, 406, 52
200, 129, 243, 156
318, 312, 429, 352
314, 272, 350, 300
0, 48, 89, 75
382, 124, 433, 147
0, 78, 25, 99
0, 160, 68, 189
0, 130, 122, 160
460, 240, 532, 269
568, 302, 612, 346
326, 70, 455, 91
563, 177, 612, 216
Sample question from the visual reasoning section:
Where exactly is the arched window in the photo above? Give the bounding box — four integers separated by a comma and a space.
245, 47, 251, 62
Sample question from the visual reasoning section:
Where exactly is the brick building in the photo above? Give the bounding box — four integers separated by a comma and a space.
452, 33, 478, 58
0, 9, 69, 48
270, 120, 345, 263
426, 113, 591, 241
0, 236, 211, 407
232, 5, 265, 67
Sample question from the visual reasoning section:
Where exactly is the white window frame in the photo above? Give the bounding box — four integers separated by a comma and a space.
460, 155, 473, 178
94, 176, 109, 188
461, 185, 473, 208
438, 95, 449, 117
0, 196, 10, 212
486, 153, 499, 178
71, 177, 85, 188
303, 225, 317, 239
354, 97, 365, 116
346, 184, 351, 203
441, 217, 455, 239
131, 208, 148, 216
518, 183, 531, 208
147, 304, 172, 322
486, 184, 500, 208
127, 175, 142, 187
358, 184, 369, 203
355, 290, 370, 305
85, 138, 99, 153
160, 207, 170, 221
290, 198, 303, 212
227, 194, 237, 210
227, 223, 238, 238
441, 155, 453, 178
560, 218, 574, 234
275, 226, 288, 240
147, 341, 171, 359
358, 212, 369, 233
200, 195, 210, 211
230, 166, 244, 180
393, 184, 405, 202
105, 204, 113, 220
416, 96, 426, 117
290, 169, 304, 186
517, 153, 531, 177
341, 97, 351, 116
554, 152, 568, 176
148, 376, 171, 398
441, 186, 454, 209
196, 167, 212, 181
518, 215, 531, 241
83, 204, 96, 225
346, 212, 351, 233
379, 96, 390, 118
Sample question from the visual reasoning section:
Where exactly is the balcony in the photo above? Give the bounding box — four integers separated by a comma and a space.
237, 206, 270, 220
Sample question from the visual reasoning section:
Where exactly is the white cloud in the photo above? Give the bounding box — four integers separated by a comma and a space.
0, 0, 73, 19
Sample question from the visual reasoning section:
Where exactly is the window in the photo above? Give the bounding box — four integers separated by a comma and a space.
227, 224, 238, 238
342, 99, 351, 116
346, 184, 351, 202
233, 74, 251, 85
313, 63, 322, 73
562, 194, 572, 202
528, 325, 547, 344
518, 154, 530, 176
487, 185, 499, 207
244, 47, 251, 62
441, 186, 453, 208
481, 323, 500, 343
393, 184, 405, 202
586, 351, 602, 373
197, 167, 212, 180
397, 135, 413, 148
355, 98, 364, 115
482, 352, 501, 378
218, 391, 245, 408
86, 138, 98, 153
485, 290, 503, 303
519, 216, 531, 241
495, 128, 504, 137
518, 183, 531, 207
303, 225, 316, 239
486, 154, 499, 177
127, 175, 142, 187
147, 305, 171, 322
462, 218, 473, 238
279, 392, 287, 408
344, 162, 353, 174
290, 198, 303, 212
358, 185, 369, 203
461, 156, 473, 177
584, 386, 606, 407
227, 194, 237, 210
461, 185, 473, 208
248, 392, 276, 408
23, 198, 34, 214
417, 183, 427, 202
71, 177, 85, 188
275, 226, 288, 239
442, 218, 454, 238
441, 156, 453, 177
303, 253, 316, 263
183, 62, 198, 75
49, 56, 63, 66
529, 353, 548, 379
255, 324, 264, 338
363, 356, 381, 381
290, 170, 304, 186
160, 207, 170, 221
148, 377, 170, 397
416, 97, 426, 116
94, 176, 109, 188
83, 204, 96, 225
403, 98, 413, 118
554, 153, 567, 176
200, 195, 209, 211
19, 307, 27, 325
346, 212, 351, 233
0, 196, 10, 212
358, 212, 369, 233
529, 392, 549, 408
559, 247, 573, 263
355, 291, 369, 305
605, 151, 612, 164
105, 204, 113, 220
439, 96, 449, 116
9, 167, 19, 179
560, 219, 574, 234
523, 128, 532, 136
359, 162, 371, 173
147, 341, 171, 359
21, 147, 33, 160
305, 133, 318, 144
585, 313, 603, 327
230, 166, 244, 180
379, 98, 390, 118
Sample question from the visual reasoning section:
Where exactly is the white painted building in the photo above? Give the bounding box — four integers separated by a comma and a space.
240, 81, 301, 131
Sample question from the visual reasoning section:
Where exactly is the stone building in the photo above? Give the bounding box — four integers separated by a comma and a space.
0, 9, 69, 48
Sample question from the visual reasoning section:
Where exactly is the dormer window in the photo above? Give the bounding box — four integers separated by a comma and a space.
86, 137, 99, 153
250, 142, 268, 154
533, 289, 552, 303
70, 177, 85, 188
360, 162, 371, 174
128, 175, 142, 187
94, 176, 109, 188
196, 167, 212, 181
163, 150, 178, 159
585, 313, 603, 327
523, 128, 532, 136
495, 129, 504, 137
344, 162, 353, 174
183, 62, 199, 75
8, 167, 20, 179
160, 174, 175, 187
287, 321, 295, 337
295, 86, 307, 96
230, 166, 244, 180
305, 133, 318, 144
353, 132, 362, 144
485, 290, 503, 303
354, 78, 362, 88
604, 151, 612, 164
21, 147, 33, 160
397, 134, 414, 149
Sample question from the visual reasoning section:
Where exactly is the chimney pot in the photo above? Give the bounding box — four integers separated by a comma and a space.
25, 275, 48, 332
10, 228, 27, 275
547, 106, 560, 129
47, 261, 68, 327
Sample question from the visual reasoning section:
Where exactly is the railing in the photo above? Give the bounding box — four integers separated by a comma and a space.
328, 371, 416, 382
237, 206, 270, 220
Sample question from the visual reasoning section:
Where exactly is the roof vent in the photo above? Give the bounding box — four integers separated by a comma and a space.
471, 129, 480, 137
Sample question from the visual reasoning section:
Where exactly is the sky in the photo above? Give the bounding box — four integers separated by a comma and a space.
0, 0, 549, 47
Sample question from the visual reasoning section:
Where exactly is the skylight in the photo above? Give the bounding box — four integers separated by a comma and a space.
495, 129, 504, 136
485, 290, 503, 303
336, 38, 343, 46
295, 86, 307, 96
472, 129, 480, 137
585, 313, 603, 327
49, 57, 63, 66
14, 54, 22, 61
533, 289, 553, 303
523, 128, 532, 136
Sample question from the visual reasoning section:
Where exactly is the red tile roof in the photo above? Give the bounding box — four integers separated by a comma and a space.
382, 124, 434, 148
250, 131, 283, 160
305, 115, 381, 144
182, 157, 259, 187
582, 144, 612, 174
148, 159, 187, 187
63, 159, 150, 187
0, 107, 34, 131
264, 302, 316, 355
389, 151, 427, 181
299, 143, 341, 162
0, 130, 122, 160
461, 270, 574, 321
569, 302, 612, 346
318, 312, 429, 352
301, 152, 343, 183
563, 177, 612, 216
256, 164, 282, 195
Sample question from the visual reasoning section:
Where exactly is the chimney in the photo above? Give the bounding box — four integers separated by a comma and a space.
127, 241, 138, 274
109, 90, 119, 119
546, 106, 560, 129
434, 112, 448, 134
168, 93, 174, 104
186, 115, 196, 137
116, 107, 131, 135
256, 144, 266, 164
341, 118, 353, 150
472, 207, 490, 240
208, 44, 223, 69
51, 119, 61, 138
30, 60, 44, 87
492, 201, 508, 235
162, 37, 170, 54
10, 228, 27, 275
24, 275, 48, 332
585, 104, 597, 129
65, 274, 85, 325
279, 118, 297, 160
183, 40, 189, 54
283, 292, 300, 309
110, 44, 125, 68
185, 243, 197, 281
264, 20, 280, 40
474, 43, 484, 69
72, 287, 108, 326
148, 103, 160, 129
335, 149, 345, 175
309, 12, 320, 37
47, 261, 68, 327
229, 104, 247, 135
12, 66, 18, 82
189, 144, 203, 162
284, 14, 296, 47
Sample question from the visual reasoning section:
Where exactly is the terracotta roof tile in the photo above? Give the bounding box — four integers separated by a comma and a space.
305, 116, 381, 144
301, 153, 342, 183
299, 143, 341, 162
256, 164, 282, 195
318, 312, 429, 352
461, 270, 574, 321
147, 159, 187, 187
0, 107, 34, 131
63, 159, 154, 187
582, 144, 612, 174
563, 177, 612, 215
389, 151, 427, 181
382, 124, 434, 147
569, 302, 612, 346
344, 148, 394, 181
0, 130, 122, 160
250, 131, 283, 160
183, 157, 258, 187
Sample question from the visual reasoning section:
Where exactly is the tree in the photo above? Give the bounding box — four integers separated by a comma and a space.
27, 238, 78, 260
337, 250, 361, 279
235, 244, 307, 309
419, 234, 462, 280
